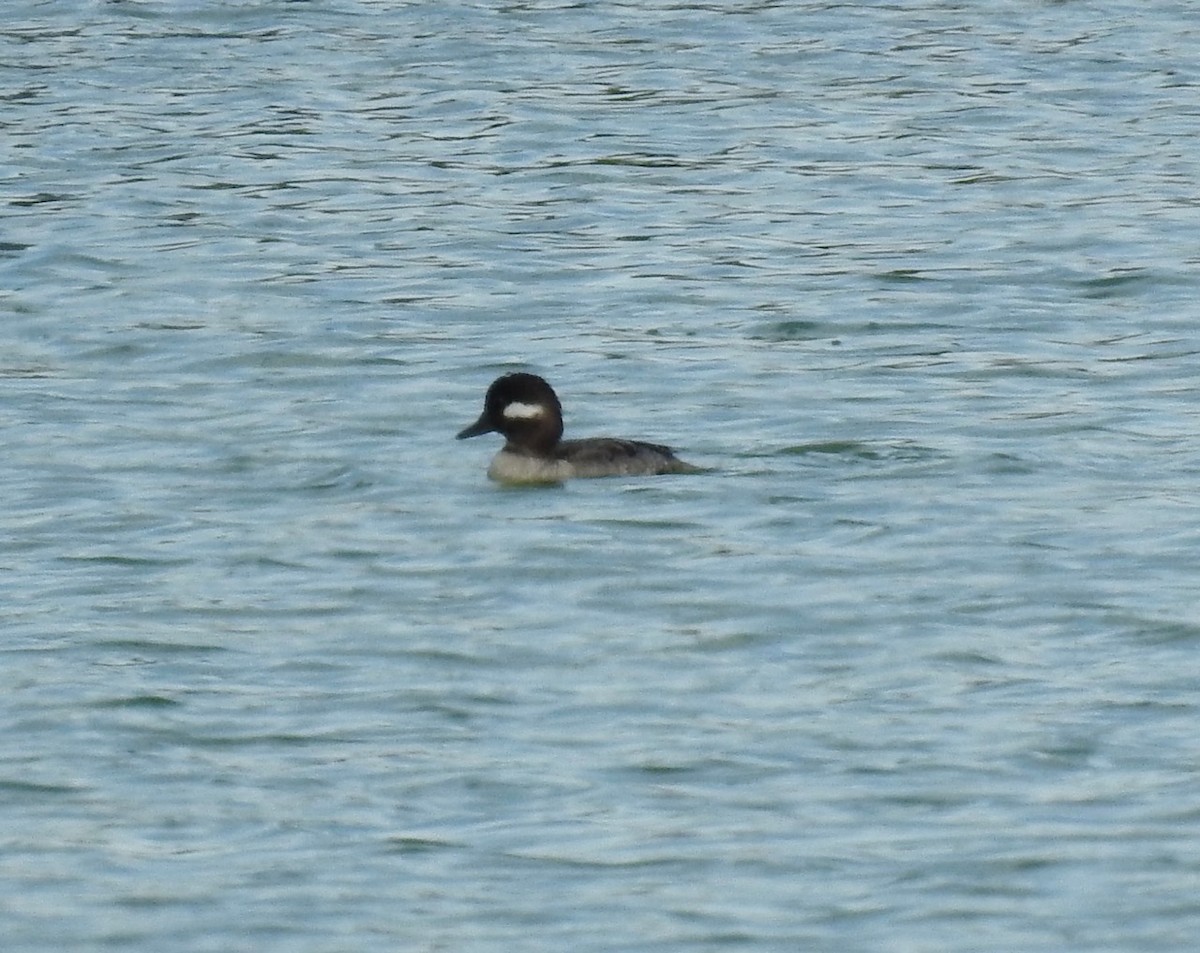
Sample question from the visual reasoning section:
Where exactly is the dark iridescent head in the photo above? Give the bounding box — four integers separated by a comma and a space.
456, 373, 564, 453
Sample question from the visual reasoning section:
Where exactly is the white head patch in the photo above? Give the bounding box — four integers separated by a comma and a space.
502, 401, 544, 421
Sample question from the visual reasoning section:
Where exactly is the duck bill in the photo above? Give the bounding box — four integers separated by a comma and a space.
456, 415, 494, 440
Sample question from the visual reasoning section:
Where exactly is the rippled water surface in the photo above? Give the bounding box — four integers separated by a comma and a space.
4, 2, 1200, 950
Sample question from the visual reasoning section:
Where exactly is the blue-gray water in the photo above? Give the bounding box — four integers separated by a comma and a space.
3, 2, 1199, 950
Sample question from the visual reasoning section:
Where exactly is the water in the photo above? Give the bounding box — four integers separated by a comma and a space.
3, 1, 1200, 950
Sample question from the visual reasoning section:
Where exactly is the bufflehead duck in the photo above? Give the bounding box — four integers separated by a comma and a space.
457, 372, 698, 484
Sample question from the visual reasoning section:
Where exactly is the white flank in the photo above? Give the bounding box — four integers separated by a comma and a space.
502, 401, 544, 420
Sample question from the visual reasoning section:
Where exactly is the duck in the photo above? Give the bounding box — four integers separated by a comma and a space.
457, 372, 699, 484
